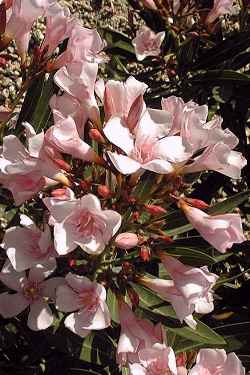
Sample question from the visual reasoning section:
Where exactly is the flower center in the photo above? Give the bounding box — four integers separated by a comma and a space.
147, 362, 172, 375
132, 138, 156, 164
23, 282, 41, 301
78, 289, 99, 312
72, 210, 106, 238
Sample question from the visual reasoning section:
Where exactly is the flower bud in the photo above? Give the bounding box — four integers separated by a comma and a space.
160, 235, 174, 244
89, 128, 105, 144
139, 246, 151, 262
0, 56, 6, 67
182, 197, 209, 210
68, 258, 76, 267
144, 204, 167, 216
132, 211, 140, 221
98, 185, 113, 199
54, 158, 71, 172
80, 180, 91, 191
115, 232, 139, 250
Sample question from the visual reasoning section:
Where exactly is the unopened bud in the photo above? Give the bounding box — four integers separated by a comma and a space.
89, 128, 105, 144
139, 246, 151, 262
97, 184, 113, 199
68, 259, 76, 267
122, 261, 134, 275
144, 204, 167, 216
0, 56, 6, 67
160, 235, 174, 244
127, 287, 139, 309
54, 158, 71, 172
183, 197, 209, 210
80, 180, 91, 191
132, 211, 140, 221
115, 232, 139, 250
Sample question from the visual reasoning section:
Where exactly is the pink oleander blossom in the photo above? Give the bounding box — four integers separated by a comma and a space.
104, 109, 188, 175
129, 344, 177, 375
53, 23, 105, 68
42, 2, 75, 55
43, 193, 121, 255
2, 214, 56, 272
45, 114, 101, 163
50, 93, 86, 138
206, 0, 234, 24
56, 273, 111, 337
132, 26, 165, 61
5, 0, 55, 59
140, 254, 218, 329
53, 61, 100, 126
103, 76, 148, 124
189, 349, 245, 375
180, 202, 246, 253
0, 261, 64, 330
117, 299, 165, 365
0, 127, 65, 205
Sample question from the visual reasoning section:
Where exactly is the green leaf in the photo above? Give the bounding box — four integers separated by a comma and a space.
15, 73, 46, 132
80, 334, 95, 364
31, 73, 54, 132
192, 70, 250, 85
106, 289, 119, 324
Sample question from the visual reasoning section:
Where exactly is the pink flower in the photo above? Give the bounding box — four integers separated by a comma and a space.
180, 201, 246, 253
115, 232, 139, 250
140, 254, 218, 329
42, 3, 75, 56
0, 128, 66, 205
129, 345, 177, 375
43, 193, 121, 255
2, 214, 56, 272
182, 142, 247, 179
141, 0, 157, 10
56, 273, 111, 337
0, 261, 64, 330
117, 299, 165, 365
189, 349, 245, 375
53, 61, 100, 126
54, 23, 105, 68
104, 109, 188, 175
45, 114, 101, 163
5, 0, 54, 59
103, 76, 148, 124
206, 0, 234, 24
50, 93, 86, 138
132, 26, 165, 61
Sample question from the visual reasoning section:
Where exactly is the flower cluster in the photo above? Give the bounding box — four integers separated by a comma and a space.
0, 0, 247, 374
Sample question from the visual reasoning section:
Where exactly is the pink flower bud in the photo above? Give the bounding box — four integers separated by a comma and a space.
80, 180, 91, 191
139, 246, 151, 262
54, 158, 71, 172
183, 197, 209, 210
97, 185, 113, 199
0, 56, 6, 67
89, 129, 105, 144
144, 204, 167, 216
115, 232, 139, 250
